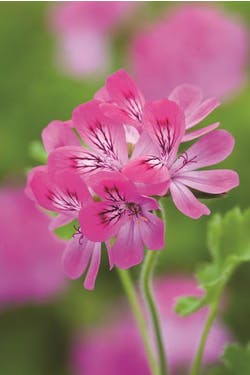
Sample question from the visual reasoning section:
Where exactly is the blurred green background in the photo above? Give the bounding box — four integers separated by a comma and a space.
0, 2, 249, 374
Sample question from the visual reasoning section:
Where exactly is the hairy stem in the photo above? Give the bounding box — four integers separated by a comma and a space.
117, 268, 158, 375
140, 251, 168, 375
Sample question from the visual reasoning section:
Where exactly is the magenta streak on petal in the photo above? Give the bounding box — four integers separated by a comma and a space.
98, 185, 144, 227
47, 189, 81, 212
88, 122, 116, 157
122, 91, 143, 122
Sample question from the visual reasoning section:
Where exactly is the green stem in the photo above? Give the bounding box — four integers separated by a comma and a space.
140, 251, 168, 375
189, 299, 219, 375
116, 268, 158, 375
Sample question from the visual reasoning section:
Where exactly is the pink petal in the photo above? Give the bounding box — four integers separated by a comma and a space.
83, 244, 102, 290
94, 86, 110, 102
62, 236, 93, 279
79, 202, 124, 242
48, 145, 117, 178
140, 212, 165, 250
25, 166, 47, 201
42, 120, 80, 154
182, 122, 220, 142
104, 69, 145, 127
169, 84, 203, 117
143, 99, 185, 164
171, 130, 235, 173
186, 97, 221, 129
72, 100, 128, 166
123, 158, 170, 196
175, 169, 239, 194
112, 221, 144, 269
87, 171, 138, 201
170, 180, 210, 219
29, 169, 90, 214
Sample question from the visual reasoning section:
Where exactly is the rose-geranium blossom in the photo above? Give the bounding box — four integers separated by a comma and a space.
27, 169, 108, 290
26, 68, 239, 284
80, 172, 164, 269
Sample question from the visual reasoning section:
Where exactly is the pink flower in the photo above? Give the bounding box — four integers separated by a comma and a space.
49, 2, 135, 78
48, 100, 128, 182
95, 69, 221, 144
27, 168, 108, 290
123, 99, 239, 217
131, 5, 248, 100
80, 172, 164, 269
95, 69, 145, 143
42, 119, 78, 154
169, 84, 221, 142
71, 276, 231, 375
0, 188, 66, 307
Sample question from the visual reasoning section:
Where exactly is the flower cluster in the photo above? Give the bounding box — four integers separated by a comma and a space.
26, 69, 239, 289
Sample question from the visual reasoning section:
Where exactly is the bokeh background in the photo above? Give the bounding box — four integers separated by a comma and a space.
0, 2, 249, 374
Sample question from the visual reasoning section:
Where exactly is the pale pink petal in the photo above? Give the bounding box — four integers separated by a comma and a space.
62, 236, 93, 279
83, 244, 102, 290
131, 131, 160, 160
186, 97, 221, 129
169, 84, 202, 117
112, 221, 144, 269
42, 120, 80, 154
143, 99, 185, 164
182, 122, 219, 142
124, 125, 140, 144
79, 202, 124, 242
105, 241, 114, 269
72, 100, 128, 166
171, 130, 235, 173
49, 213, 75, 231
170, 180, 210, 219
176, 169, 239, 194
140, 212, 165, 250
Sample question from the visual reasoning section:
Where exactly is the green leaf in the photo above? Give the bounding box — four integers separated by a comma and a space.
54, 219, 77, 240
175, 296, 205, 316
207, 344, 250, 375
175, 208, 250, 316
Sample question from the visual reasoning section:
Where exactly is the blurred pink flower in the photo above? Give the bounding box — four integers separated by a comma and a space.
71, 276, 231, 375
131, 5, 248, 100
50, 1, 135, 78
0, 188, 66, 307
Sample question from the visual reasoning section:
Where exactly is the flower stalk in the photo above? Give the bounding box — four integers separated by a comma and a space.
189, 290, 222, 375
116, 268, 158, 375
140, 251, 168, 375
